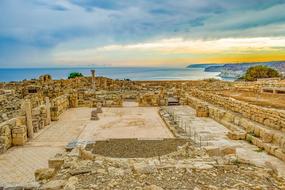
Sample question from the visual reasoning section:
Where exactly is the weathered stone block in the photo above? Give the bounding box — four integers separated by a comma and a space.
275, 149, 285, 161
12, 135, 27, 145
48, 158, 64, 170
227, 131, 246, 140
133, 162, 157, 174
40, 180, 66, 190
260, 129, 273, 143
196, 104, 209, 117
220, 146, 236, 156
35, 168, 55, 181
204, 146, 221, 157
79, 148, 94, 160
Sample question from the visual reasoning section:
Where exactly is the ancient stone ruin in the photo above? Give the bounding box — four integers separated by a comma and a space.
1, 73, 285, 189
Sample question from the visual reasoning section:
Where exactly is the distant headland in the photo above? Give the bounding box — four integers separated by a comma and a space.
187, 61, 285, 78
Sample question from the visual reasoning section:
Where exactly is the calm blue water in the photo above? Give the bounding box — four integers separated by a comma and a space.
0, 67, 224, 82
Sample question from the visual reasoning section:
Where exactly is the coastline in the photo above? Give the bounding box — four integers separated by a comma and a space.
0, 67, 224, 82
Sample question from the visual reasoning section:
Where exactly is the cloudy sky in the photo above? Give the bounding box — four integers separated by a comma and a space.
1, 0, 285, 68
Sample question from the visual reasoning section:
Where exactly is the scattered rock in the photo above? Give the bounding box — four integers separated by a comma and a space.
79, 148, 94, 160
69, 169, 91, 176
35, 168, 55, 181
40, 180, 66, 190
63, 177, 78, 190
48, 158, 64, 170
108, 167, 126, 176
220, 146, 236, 156
204, 146, 221, 157
192, 162, 214, 170
144, 184, 164, 190
133, 162, 157, 174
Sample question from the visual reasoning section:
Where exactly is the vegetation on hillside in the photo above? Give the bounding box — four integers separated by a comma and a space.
68, 72, 84, 79
242, 65, 280, 81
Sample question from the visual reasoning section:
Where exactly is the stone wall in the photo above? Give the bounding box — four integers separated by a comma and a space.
0, 89, 23, 123
138, 92, 167, 107
78, 90, 123, 108
233, 79, 285, 92
0, 117, 28, 153
187, 95, 285, 162
50, 95, 69, 121
189, 89, 285, 131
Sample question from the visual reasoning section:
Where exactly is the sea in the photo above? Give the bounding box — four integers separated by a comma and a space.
0, 67, 227, 82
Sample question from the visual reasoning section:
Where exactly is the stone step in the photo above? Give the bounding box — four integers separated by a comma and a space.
187, 95, 285, 162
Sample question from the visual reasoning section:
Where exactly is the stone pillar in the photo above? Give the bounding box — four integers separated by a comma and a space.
25, 100, 34, 138
45, 97, 51, 125
91, 69, 96, 92
96, 102, 103, 113
91, 110, 99, 120
69, 93, 78, 108
104, 79, 107, 90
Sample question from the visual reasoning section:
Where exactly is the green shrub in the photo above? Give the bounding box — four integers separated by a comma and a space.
68, 72, 84, 79
244, 65, 280, 81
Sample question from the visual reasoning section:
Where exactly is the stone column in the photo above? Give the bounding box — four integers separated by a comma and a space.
91, 69, 96, 92
24, 100, 34, 139
45, 97, 51, 125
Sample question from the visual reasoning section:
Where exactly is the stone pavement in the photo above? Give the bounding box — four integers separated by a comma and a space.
0, 108, 90, 187
78, 107, 173, 141
0, 106, 172, 187
168, 106, 285, 178
0, 146, 62, 187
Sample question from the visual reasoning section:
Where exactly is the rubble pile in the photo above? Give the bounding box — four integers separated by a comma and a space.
37, 144, 285, 190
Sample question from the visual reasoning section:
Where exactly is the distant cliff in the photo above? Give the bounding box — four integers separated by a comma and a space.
187, 64, 224, 69
187, 61, 285, 78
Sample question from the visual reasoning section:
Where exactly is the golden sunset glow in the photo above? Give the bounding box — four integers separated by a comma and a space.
54, 37, 285, 67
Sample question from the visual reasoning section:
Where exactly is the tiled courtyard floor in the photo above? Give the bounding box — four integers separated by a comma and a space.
1, 105, 284, 187
0, 106, 172, 187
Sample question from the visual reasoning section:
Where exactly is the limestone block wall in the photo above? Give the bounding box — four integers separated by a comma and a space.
233, 80, 285, 92
50, 95, 69, 121
69, 93, 78, 108
0, 90, 23, 123
189, 90, 285, 131
77, 90, 123, 107
12, 116, 27, 146
0, 116, 28, 154
31, 105, 49, 133
187, 95, 285, 162
138, 93, 167, 107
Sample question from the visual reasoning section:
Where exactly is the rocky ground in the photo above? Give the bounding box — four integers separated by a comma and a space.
37, 144, 285, 190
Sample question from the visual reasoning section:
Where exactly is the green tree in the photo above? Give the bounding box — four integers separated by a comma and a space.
68, 72, 84, 79
244, 66, 280, 81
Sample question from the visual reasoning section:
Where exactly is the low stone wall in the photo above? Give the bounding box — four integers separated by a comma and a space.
189, 89, 285, 131
138, 92, 167, 107
0, 117, 27, 153
50, 95, 69, 121
31, 105, 49, 133
78, 91, 123, 108
187, 95, 285, 162
233, 79, 285, 92
85, 138, 188, 158
0, 89, 22, 123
